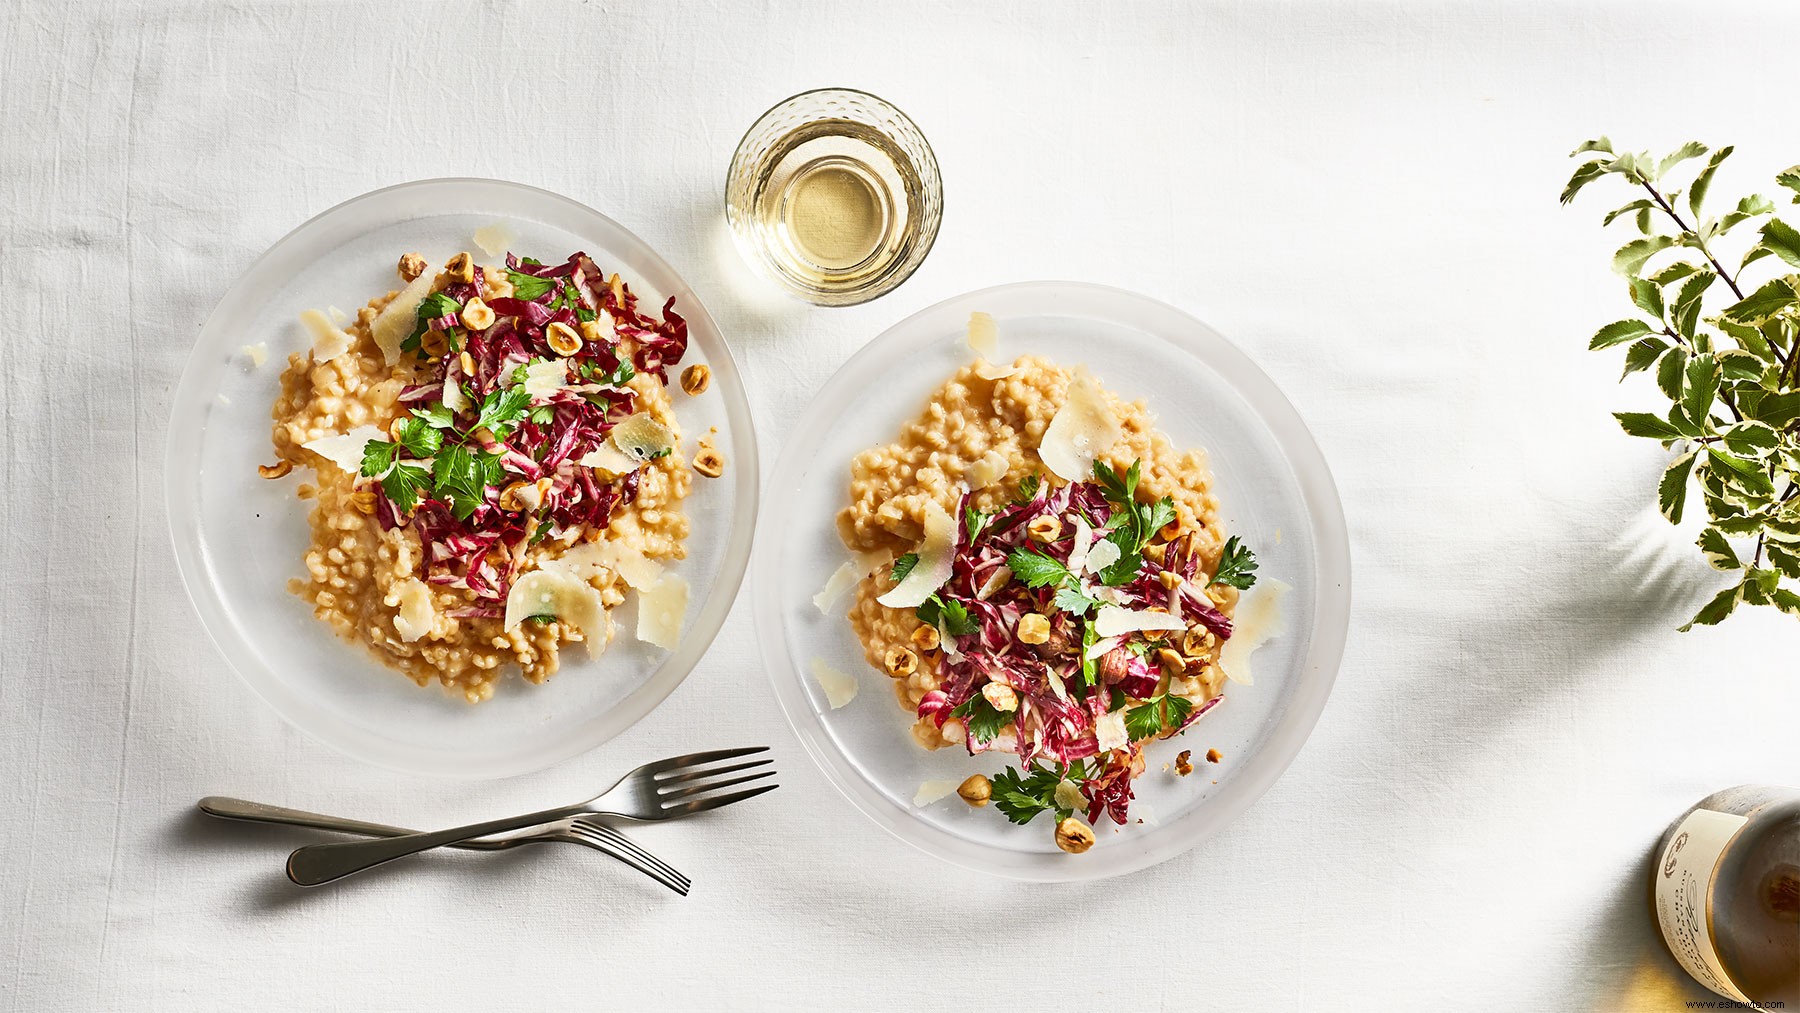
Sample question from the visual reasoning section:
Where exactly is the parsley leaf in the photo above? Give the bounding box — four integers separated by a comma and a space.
1006, 547, 1073, 589
890, 553, 919, 582
474, 385, 534, 437
1210, 535, 1259, 590
599, 361, 635, 387
359, 438, 400, 478
1092, 458, 1139, 506
990, 764, 1067, 825
432, 444, 502, 520
417, 291, 461, 321
1096, 526, 1143, 586
950, 694, 1011, 744
1141, 497, 1177, 541
1015, 473, 1041, 502
505, 270, 557, 301
916, 594, 978, 637
1079, 618, 1098, 685
394, 417, 443, 459
964, 504, 990, 541
1123, 693, 1196, 741
411, 403, 457, 429
529, 404, 556, 426
1053, 585, 1102, 616
379, 463, 431, 513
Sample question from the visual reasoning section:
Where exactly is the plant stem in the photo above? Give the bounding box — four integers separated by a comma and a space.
1642, 181, 1746, 301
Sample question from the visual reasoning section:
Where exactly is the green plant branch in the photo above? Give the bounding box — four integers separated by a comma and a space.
1641, 181, 1747, 300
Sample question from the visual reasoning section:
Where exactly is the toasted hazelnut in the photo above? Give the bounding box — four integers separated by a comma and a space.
680, 363, 711, 396
1096, 646, 1132, 685
958, 774, 992, 807
444, 251, 474, 284
981, 681, 1018, 712
350, 490, 378, 516
1016, 612, 1051, 645
1155, 648, 1186, 676
546, 321, 583, 357
1158, 570, 1182, 590
498, 480, 545, 514
1157, 518, 1183, 542
1144, 542, 1167, 564
460, 296, 495, 331
1055, 817, 1095, 854
1175, 750, 1194, 776
693, 447, 725, 478
398, 252, 427, 282
910, 624, 940, 652
459, 351, 476, 377
1182, 628, 1216, 656
257, 460, 293, 479
1206, 748, 1223, 764
420, 330, 449, 358
883, 646, 918, 678
1026, 515, 1063, 543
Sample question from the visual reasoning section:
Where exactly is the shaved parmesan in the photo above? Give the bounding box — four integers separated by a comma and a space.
472, 222, 515, 258
1038, 371, 1121, 481
390, 578, 436, 643
1084, 634, 1123, 660
370, 266, 436, 365
1094, 711, 1129, 752
913, 780, 959, 806
877, 500, 957, 608
442, 376, 469, 413
813, 561, 861, 615
1094, 605, 1185, 638
1217, 578, 1288, 686
1086, 538, 1122, 575
302, 426, 387, 475
328, 306, 349, 325
976, 565, 1013, 601
300, 309, 353, 363
579, 441, 642, 479
976, 360, 1020, 381
608, 412, 676, 463
503, 570, 609, 658
521, 358, 569, 400
966, 311, 999, 359
241, 342, 268, 367
1066, 515, 1095, 575
853, 548, 891, 577
1054, 778, 1088, 812
544, 539, 664, 589
810, 657, 857, 709
966, 449, 1010, 490
636, 573, 688, 650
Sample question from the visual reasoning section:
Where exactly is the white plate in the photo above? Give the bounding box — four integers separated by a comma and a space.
754, 282, 1349, 880
167, 178, 757, 778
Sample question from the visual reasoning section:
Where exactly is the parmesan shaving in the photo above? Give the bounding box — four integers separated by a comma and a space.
975, 359, 1020, 381
1094, 711, 1129, 752
966, 311, 999, 359
1054, 778, 1088, 812
390, 578, 436, 643
578, 441, 642, 479
544, 539, 664, 590
1066, 515, 1095, 575
976, 565, 1013, 601
1093, 605, 1185, 638
966, 449, 1010, 489
1038, 370, 1121, 481
876, 500, 957, 608
299, 309, 353, 363
1085, 538, 1122, 575
472, 222, 515, 258
241, 342, 268, 367
521, 359, 569, 400
502, 570, 609, 658
370, 266, 436, 365
810, 657, 858, 709
302, 425, 387, 475
813, 561, 861, 615
913, 780, 958, 806
1217, 578, 1288, 686
636, 574, 688, 650
853, 548, 891, 577
1084, 634, 1123, 660
442, 375, 469, 413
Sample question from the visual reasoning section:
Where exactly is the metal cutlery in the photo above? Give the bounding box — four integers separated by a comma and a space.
199, 796, 691, 894
286, 746, 777, 887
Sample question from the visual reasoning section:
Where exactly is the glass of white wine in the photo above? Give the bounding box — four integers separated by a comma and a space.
726, 88, 943, 306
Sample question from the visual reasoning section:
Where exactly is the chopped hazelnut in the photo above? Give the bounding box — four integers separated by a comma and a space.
883, 646, 918, 678
1157, 518, 1182, 542
909, 624, 940, 652
1026, 515, 1063, 543
693, 447, 725, 478
1095, 646, 1132, 685
1144, 542, 1167, 564
958, 774, 992, 807
680, 363, 711, 396
420, 330, 449, 359
350, 490, 378, 516
459, 351, 476, 377
1015, 612, 1051, 645
546, 321, 583, 357
1175, 750, 1194, 776
1055, 817, 1095, 854
1181, 629, 1215, 657
1206, 748, 1223, 764
444, 251, 474, 285
257, 460, 293, 479
460, 296, 495, 331
397, 252, 427, 282
1158, 570, 1182, 590
1155, 648, 1186, 676
981, 682, 1018, 712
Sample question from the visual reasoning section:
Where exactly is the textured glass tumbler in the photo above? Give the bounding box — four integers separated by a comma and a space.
726, 88, 943, 307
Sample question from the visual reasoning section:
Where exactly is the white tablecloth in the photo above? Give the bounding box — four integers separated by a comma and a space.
5, 1, 1798, 1009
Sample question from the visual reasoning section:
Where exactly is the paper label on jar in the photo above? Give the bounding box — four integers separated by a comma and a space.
1655, 808, 1751, 1001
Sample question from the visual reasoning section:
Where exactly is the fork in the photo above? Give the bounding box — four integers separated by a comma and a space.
286, 746, 777, 887
198, 797, 690, 894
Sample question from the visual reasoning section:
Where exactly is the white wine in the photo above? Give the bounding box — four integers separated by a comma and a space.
1653, 785, 1799, 1004
727, 89, 943, 306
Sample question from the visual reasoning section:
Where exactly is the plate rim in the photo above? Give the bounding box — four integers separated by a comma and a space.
753, 280, 1351, 880
165, 176, 760, 778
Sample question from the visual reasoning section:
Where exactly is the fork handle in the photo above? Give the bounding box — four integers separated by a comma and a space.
200, 797, 425, 839
284, 804, 588, 886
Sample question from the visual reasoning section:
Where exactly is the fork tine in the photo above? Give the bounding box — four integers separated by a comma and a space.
654, 757, 773, 785
569, 821, 690, 889
662, 782, 779, 816
565, 824, 690, 895
645, 745, 769, 775
659, 769, 776, 803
